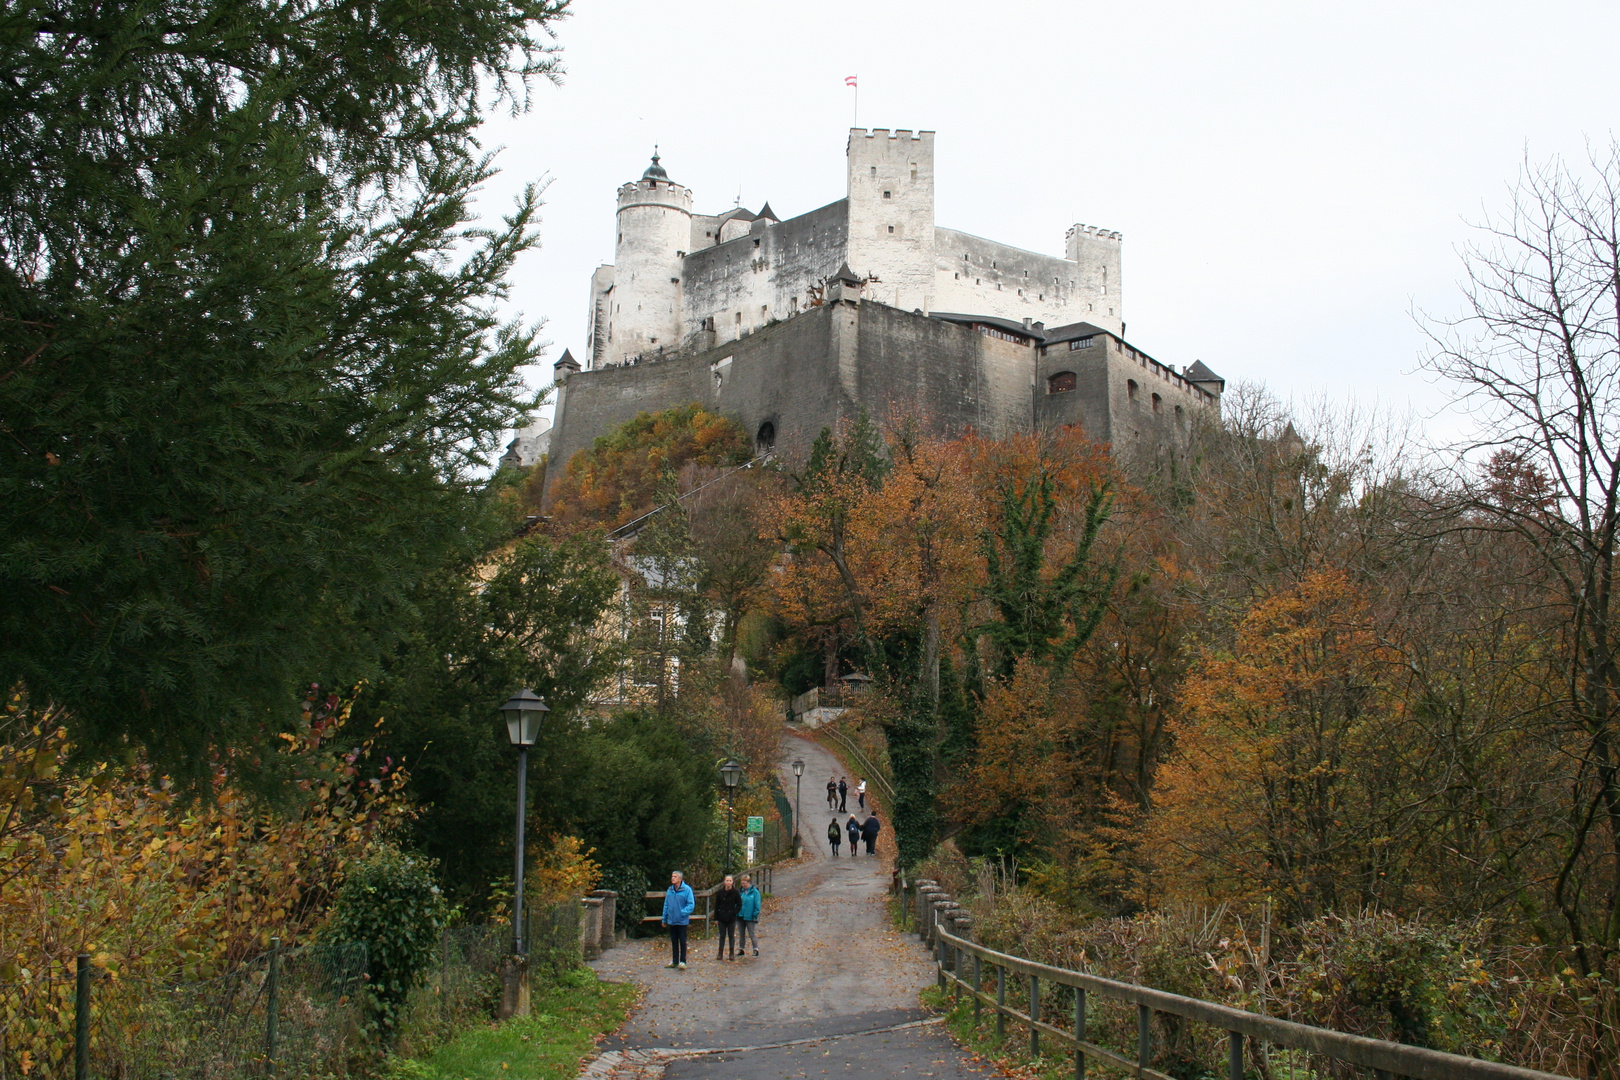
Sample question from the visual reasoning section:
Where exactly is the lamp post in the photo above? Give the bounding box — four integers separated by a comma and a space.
720, 759, 743, 874
500, 689, 549, 956
791, 759, 805, 856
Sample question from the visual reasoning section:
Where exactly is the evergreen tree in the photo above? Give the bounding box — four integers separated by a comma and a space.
0, 1, 566, 786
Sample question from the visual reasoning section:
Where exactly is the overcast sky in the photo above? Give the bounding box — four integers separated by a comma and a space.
472, 0, 1620, 439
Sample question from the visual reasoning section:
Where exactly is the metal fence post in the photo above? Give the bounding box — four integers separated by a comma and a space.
1030, 974, 1040, 1058
1137, 1004, 1151, 1070
1229, 1031, 1244, 1080
1075, 987, 1086, 1080
995, 964, 1006, 1040
265, 938, 281, 1075
75, 953, 90, 1080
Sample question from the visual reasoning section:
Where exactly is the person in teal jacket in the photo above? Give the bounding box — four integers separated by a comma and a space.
661, 870, 694, 969
737, 873, 763, 957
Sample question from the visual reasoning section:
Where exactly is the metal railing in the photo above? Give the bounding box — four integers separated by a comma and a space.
907, 881, 1573, 1080
816, 725, 895, 806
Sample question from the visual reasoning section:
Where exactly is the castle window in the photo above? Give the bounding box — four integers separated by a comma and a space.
1127, 379, 1139, 402
911, 167, 917, 180
1101, 267, 1108, 295
1068, 337, 1094, 351
975, 278, 980, 285
1151, 393, 1162, 413
1047, 371, 1077, 394
883, 190, 892, 199
870, 166, 876, 177
888, 226, 894, 233
992, 261, 997, 269
1175, 404, 1185, 427
954, 273, 959, 279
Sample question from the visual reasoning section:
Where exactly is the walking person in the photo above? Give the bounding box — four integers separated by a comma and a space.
661, 870, 694, 969
862, 813, 881, 855
827, 817, 842, 856
714, 873, 743, 960
837, 777, 848, 812
856, 777, 867, 810
738, 873, 762, 957
845, 814, 860, 856
826, 776, 838, 810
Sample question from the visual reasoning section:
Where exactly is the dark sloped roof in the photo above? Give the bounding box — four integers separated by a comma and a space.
928, 312, 1044, 341
755, 201, 780, 222
1183, 359, 1224, 386
641, 151, 669, 182
833, 262, 863, 286
554, 348, 580, 370
715, 206, 757, 224
1040, 321, 1110, 345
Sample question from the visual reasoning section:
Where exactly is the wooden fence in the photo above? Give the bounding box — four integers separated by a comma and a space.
901, 877, 1573, 1080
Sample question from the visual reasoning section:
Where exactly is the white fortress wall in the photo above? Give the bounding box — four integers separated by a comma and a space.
1066, 225, 1123, 334
930, 228, 1095, 329
585, 264, 615, 369
680, 200, 849, 348
844, 129, 936, 312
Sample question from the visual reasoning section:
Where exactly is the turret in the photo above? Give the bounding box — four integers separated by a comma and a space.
609, 151, 693, 366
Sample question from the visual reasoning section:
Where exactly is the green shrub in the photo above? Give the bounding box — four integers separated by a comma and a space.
326, 848, 449, 1039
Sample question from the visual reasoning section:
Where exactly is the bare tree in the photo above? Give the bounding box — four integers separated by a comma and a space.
1423, 142, 1620, 971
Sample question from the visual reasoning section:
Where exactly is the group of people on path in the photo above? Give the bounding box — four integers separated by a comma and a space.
828, 812, 881, 856
659, 870, 762, 969
825, 774, 868, 813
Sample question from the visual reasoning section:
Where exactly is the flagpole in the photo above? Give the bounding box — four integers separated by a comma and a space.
852, 84, 857, 129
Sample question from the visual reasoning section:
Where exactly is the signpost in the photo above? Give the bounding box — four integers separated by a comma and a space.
746, 815, 764, 836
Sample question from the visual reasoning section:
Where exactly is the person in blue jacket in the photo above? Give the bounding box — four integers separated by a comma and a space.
661, 870, 694, 969
737, 873, 763, 957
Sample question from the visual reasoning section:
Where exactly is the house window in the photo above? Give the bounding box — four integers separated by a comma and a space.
1047, 371, 1077, 394
1127, 379, 1139, 401
1068, 336, 1094, 351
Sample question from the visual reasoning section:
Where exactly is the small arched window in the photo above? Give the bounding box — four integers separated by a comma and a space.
1151, 393, 1162, 413
1127, 379, 1139, 402
1175, 404, 1185, 427
1047, 371, 1077, 394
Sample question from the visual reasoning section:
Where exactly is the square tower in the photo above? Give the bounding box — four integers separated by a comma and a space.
845, 129, 935, 313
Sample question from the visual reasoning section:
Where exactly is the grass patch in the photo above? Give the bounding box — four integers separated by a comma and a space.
382, 969, 638, 1080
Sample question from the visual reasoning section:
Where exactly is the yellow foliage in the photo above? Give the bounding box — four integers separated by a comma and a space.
527, 834, 602, 905
0, 688, 409, 1075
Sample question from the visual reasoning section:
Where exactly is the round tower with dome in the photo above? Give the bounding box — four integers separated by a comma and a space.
606, 150, 692, 367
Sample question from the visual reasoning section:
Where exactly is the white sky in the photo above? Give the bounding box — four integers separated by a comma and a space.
473, 0, 1620, 440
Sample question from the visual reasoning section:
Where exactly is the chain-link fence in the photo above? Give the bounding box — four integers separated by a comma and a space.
6, 941, 369, 1079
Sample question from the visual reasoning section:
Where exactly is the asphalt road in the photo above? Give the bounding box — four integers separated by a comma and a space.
582, 729, 997, 1080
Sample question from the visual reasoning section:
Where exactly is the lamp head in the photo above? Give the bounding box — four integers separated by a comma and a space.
499, 688, 549, 747
719, 758, 743, 789
792, 759, 805, 777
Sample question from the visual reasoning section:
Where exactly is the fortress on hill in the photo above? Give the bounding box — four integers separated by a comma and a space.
528, 128, 1225, 490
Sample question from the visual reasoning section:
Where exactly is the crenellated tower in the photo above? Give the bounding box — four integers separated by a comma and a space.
845, 128, 936, 313
606, 152, 692, 367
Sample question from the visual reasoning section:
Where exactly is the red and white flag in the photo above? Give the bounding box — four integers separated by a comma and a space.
845, 75, 858, 87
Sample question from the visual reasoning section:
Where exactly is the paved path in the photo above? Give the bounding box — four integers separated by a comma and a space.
584, 729, 996, 1079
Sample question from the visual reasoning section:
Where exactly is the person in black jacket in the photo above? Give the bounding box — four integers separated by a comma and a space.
845, 815, 860, 856
827, 818, 842, 856
713, 874, 743, 960
861, 814, 881, 855
837, 777, 848, 812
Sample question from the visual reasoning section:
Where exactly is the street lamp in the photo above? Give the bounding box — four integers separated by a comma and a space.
500, 689, 549, 956
791, 759, 805, 855
719, 759, 743, 874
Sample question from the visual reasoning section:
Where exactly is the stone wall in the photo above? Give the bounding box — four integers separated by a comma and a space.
845, 128, 936, 313
931, 227, 1120, 335
679, 200, 849, 350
